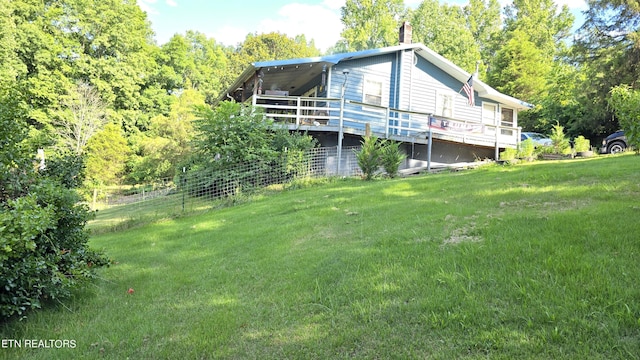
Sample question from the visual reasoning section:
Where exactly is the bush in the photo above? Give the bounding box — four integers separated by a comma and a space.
379, 140, 406, 178
609, 85, 640, 153
574, 135, 591, 152
550, 123, 571, 154
1, 157, 111, 320
1, 86, 109, 319
518, 138, 535, 160
500, 147, 518, 162
356, 137, 407, 179
355, 135, 381, 180
187, 102, 317, 195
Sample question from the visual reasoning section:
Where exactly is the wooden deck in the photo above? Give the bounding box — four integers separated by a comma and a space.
251, 95, 520, 149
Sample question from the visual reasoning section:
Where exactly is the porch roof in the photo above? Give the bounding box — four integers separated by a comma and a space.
216, 43, 535, 111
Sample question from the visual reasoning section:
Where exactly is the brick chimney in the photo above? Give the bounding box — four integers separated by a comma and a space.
399, 21, 412, 44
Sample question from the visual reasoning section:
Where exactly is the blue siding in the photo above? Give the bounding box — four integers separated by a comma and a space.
327, 54, 398, 131
410, 56, 486, 121
325, 49, 505, 132
330, 53, 396, 102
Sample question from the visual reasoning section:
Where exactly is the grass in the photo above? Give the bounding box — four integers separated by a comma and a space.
1, 154, 639, 359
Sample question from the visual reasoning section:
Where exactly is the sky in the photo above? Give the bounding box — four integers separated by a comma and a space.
138, 0, 588, 52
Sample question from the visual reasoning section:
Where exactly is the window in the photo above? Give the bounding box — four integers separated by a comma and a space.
501, 108, 514, 135
363, 78, 383, 106
436, 91, 454, 118
482, 103, 497, 135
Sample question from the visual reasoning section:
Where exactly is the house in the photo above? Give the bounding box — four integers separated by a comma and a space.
216, 23, 534, 173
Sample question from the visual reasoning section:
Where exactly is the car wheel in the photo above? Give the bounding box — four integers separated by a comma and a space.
608, 142, 626, 154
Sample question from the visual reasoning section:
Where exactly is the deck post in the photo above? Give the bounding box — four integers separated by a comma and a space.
296, 97, 301, 126
385, 107, 390, 138
337, 97, 345, 175
337, 70, 349, 175
495, 124, 500, 160
427, 128, 432, 172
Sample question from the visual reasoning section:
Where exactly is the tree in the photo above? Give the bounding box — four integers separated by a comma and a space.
1, 71, 109, 320
534, 62, 586, 135
54, 82, 108, 155
577, 0, 640, 75
572, 0, 640, 137
84, 123, 131, 186
503, 0, 574, 58
464, 0, 502, 77
233, 32, 320, 64
0, 0, 23, 82
157, 31, 230, 104
10, 0, 163, 139
225, 32, 321, 95
192, 102, 277, 168
12, 0, 75, 129
489, 0, 574, 131
609, 85, 640, 152
409, 0, 481, 73
128, 89, 205, 182
340, 0, 406, 51
488, 30, 550, 102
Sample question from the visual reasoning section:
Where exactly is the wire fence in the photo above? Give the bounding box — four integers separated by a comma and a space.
88, 146, 362, 232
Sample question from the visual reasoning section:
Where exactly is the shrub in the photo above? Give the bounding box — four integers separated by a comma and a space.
574, 135, 591, 152
500, 147, 518, 162
355, 135, 381, 180
609, 85, 640, 153
517, 138, 535, 160
187, 102, 317, 196
550, 123, 571, 154
1, 156, 111, 320
379, 140, 406, 178
1, 86, 109, 319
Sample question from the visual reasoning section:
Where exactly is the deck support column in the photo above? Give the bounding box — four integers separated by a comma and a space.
337, 70, 349, 175
495, 124, 500, 160
337, 97, 345, 175
427, 129, 433, 172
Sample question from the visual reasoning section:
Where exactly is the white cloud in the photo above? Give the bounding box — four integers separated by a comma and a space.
138, 0, 158, 15
211, 25, 251, 47
166, 0, 178, 7
258, 3, 343, 52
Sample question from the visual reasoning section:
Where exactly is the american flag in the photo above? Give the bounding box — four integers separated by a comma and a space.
462, 76, 474, 106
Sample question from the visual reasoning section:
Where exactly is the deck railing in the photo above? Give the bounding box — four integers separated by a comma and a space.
251, 95, 520, 147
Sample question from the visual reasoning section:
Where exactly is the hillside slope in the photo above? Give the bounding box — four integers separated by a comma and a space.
2, 155, 639, 359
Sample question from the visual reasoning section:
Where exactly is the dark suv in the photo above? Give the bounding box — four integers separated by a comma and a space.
601, 130, 628, 154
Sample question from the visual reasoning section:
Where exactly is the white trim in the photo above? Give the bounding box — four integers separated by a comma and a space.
361, 75, 388, 112
435, 89, 456, 118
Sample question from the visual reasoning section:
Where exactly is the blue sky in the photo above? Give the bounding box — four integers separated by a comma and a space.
138, 0, 587, 52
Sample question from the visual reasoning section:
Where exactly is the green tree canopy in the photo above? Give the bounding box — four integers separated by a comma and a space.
85, 123, 131, 186
464, 0, 501, 78
572, 0, 640, 137
409, 0, 481, 74
157, 31, 229, 104
609, 85, 640, 151
128, 89, 205, 182
340, 0, 406, 51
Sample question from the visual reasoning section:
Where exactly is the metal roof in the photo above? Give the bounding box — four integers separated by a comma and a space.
217, 43, 534, 110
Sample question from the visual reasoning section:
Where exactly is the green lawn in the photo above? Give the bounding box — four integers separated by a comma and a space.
2, 154, 639, 359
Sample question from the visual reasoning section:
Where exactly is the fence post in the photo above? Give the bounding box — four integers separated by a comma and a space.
182, 167, 186, 212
